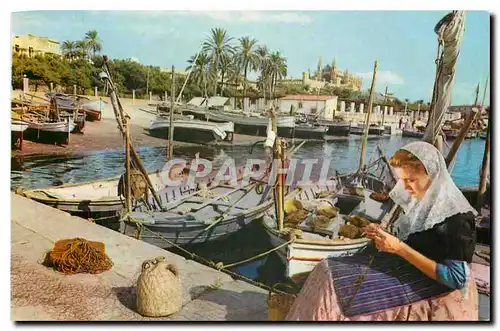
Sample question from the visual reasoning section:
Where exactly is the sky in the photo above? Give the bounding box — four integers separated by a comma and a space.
11, 10, 490, 105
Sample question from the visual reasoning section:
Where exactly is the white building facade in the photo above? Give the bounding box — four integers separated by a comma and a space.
279, 95, 338, 120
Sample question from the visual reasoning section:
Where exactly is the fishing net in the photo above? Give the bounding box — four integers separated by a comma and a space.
118, 169, 148, 201
43, 238, 113, 275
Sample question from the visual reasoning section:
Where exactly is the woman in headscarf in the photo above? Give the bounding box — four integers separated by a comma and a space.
285, 141, 479, 321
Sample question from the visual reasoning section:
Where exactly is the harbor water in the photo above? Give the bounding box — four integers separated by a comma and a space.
11, 136, 486, 189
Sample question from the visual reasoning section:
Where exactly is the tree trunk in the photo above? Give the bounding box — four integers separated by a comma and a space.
213, 54, 218, 96
243, 62, 248, 98
221, 69, 225, 96
263, 84, 266, 105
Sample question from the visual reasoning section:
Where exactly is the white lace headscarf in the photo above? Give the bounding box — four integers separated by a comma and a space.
389, 141, 478, 241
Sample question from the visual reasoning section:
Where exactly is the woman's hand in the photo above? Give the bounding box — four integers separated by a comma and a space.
362, 224, 404, 255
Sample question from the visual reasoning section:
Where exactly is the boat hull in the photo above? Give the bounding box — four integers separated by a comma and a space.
318, 121, 351, 136
148, 119, 233, 142
326, 124, 350, 136
22, 120, 76, 144
263, 219, 370, 278
84, 109, 102, 121
127, 182, 275, 247
402, 130, 425, 138
80, 101, 103, 121
126, 205, 271, 247
349, 126, 364, 135
20, 167, 176, 215
368, 127, 385, 135
11, 120, 29, 149
11, 120, 29, 133
262, 173, 392, 279
25, 120, 76, 133
292, 126, 328, 140
205, 110, 296, 137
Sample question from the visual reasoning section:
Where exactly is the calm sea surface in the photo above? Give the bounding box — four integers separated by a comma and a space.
11, 136, 486, 189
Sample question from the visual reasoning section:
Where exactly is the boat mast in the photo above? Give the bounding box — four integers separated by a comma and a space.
477, 75, 490, 209
270, 108, 285, 231
423, 11, 466, 147
168, 66, 176, 161
358, 60, 378, 173
445, 80, 485, 169
383, 12, 466, 233
125, 116, 132, 219
100, 56, 164, 211
176, 42, 204, 104
381, 85, 388, 128
474, 82, 480, 106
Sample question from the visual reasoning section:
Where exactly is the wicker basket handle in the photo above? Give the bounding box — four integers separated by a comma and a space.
166, 264, 179, 277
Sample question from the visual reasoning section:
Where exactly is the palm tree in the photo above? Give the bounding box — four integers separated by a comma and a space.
266, 51, 287, 101
218, 52, 233, 96
237, 37, 259, 99
225, 57, 245, 108
61, 40, 77, 60
85, 30, 102, 57
75, 40, 89, 60
186, 52, 213, 98
202, 28, 235, 96
255, 45, 270, 101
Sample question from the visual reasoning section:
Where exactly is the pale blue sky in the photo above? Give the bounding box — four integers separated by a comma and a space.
11, 10, 490, 105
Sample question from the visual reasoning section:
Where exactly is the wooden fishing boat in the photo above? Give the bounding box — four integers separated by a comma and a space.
126, 180, 285, 247
19, 161, 248, 217
402, 129, 425, 138
368, 124, 385, 136
292, 124, 328, 140
46, 93, 103, 121
11, 119, 29, 133
148, 117, 234, 142
178, 97, 209, 120
262, 172, 393, 280
205, 109, 296, 138
19, 167, 174, 215
349, 125, 364, 135
351, 123, 385, 136
80, 100, 103, 121
25, 119, 76, 134
11, 119, 29, 149
316, 120, 351, 136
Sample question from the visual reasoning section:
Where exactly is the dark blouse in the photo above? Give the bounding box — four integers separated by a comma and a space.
402, 212, 476, 263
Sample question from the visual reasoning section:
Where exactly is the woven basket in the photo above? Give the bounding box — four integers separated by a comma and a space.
136, 256, 181, 317
267, 284, 297, 321
370, 191, 389, 202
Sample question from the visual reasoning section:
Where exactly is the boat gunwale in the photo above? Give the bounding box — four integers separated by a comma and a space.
129, 186, 302, 227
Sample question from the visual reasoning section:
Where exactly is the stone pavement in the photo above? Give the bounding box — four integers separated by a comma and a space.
11, 193, 268, 321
